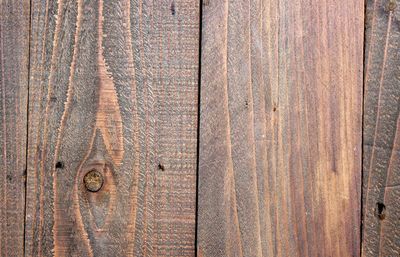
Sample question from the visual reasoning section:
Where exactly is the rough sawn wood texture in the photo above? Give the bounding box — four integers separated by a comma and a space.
24, 0, 199, 256
5, 0, 400, 256
0, 0, 30, 256
197, 0, 364, 256
362, 0, 400, 256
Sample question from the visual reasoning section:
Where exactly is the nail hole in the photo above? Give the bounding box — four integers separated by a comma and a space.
170, 1, 175, 15
83, 170, 103, 192
375, 202, 386, 220
6, 175, 12, 182
158, 163, 165, 171
55, 162, 64, 169
273, 107, 277, 112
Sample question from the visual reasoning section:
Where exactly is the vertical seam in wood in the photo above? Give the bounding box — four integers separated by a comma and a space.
276, 1, 281, 255
23, 0, 33, 255
0, 5, 6, 256
195, 0, 203, 256
360, 0, 368, 255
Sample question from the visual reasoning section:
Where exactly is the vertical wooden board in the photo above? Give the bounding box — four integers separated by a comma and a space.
197, 0, 363, 256
25, 0, 199, 256
362, 0, 400, 256
0, 0, 30, 256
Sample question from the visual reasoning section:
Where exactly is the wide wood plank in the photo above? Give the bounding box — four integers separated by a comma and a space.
0, 1, 30, 256
197, 0, 363, 256
25, 0, 199, 256
362, 0, 400, 256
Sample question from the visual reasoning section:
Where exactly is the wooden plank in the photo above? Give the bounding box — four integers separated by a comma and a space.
197, 0, 363, 256
362, 0, 400, 256
24, 0, 199, 256
0, 0, 30, 256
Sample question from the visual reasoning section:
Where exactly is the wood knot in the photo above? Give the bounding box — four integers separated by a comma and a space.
83, 169, 104, 192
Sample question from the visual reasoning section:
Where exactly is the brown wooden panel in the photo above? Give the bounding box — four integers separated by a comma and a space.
362, 0, 400, 256
24, 0, 199, 256
197, 0, 363, 256
0, 0, 30, 256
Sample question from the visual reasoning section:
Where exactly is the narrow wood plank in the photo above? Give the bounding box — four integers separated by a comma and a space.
0, 1, 30, 256
362, 0, 400, 256
25, 0, 199, 256
197, 0, 363, 256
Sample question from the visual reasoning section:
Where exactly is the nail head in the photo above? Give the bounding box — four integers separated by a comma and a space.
83, 169, 103, 192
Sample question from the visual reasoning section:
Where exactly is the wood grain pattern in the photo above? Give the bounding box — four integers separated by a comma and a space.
24, 0, 199, 256
197, 0, 363, 256
0, 0, 30, 256
362, 0, 400, 256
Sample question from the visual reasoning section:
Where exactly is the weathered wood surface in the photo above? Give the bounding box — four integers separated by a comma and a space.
24, 0, 199, 256
362, 0, 400, 256
197, 0, 363, 256
0, 0, 30, 256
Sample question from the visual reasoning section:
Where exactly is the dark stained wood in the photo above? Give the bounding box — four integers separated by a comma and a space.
0, 0, 30, 256
24, 0, 199, 256
362, 0, 400, 256
197, 0, 363, 256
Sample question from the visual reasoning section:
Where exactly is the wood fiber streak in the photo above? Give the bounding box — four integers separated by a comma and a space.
362, 0, 400, 256
0, 0, 30, 256
25, 0, 199, 256
198, 0, 363, 256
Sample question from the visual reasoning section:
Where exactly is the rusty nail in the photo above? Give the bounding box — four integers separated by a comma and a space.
83, 169, 103, 192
